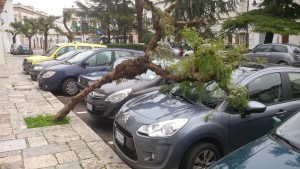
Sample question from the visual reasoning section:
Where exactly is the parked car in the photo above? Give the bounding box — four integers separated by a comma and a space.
29, 50, 86, 80
82, 59, 176, 121
22, 42, 106, 74
15, 44, 33, 55
37, 48, 144, 96
113, 65, 300, 169
242, 43, 300, 66
10, 43, 20, 54
209, 110, 300, 169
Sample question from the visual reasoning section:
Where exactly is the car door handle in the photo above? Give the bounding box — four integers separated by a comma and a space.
276, 110, 287, 116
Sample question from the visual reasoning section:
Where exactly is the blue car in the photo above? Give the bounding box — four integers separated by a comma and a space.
37, 48, 144, 96
210, 110, 300, 169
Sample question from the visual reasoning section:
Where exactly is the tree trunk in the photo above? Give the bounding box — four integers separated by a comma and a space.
63, 19, 74, 42
12, 36, 16, 44
264, 32, 274, 44
28, 37, 32, 54
44, 33, 48, 51
123, 29, 127, 44
136, 0, 144, 43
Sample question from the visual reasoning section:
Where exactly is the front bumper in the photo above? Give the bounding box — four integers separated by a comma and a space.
113, 110, 185, 169
37, 76, 62, 92
29, 69, 41, 80
86, 94, 124, 120
22, 62, 32, 74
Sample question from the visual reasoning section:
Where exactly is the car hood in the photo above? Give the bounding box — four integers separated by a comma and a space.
126, 91, 211, 120
25, 55, 53, 64
80, 71, 111, 81
97, 79, 153, 94
211, 135, 299, 169
35, 60, 62, 67
45, 63, 74, 71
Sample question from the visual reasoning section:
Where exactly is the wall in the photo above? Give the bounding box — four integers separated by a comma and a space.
0, 0, 13, 65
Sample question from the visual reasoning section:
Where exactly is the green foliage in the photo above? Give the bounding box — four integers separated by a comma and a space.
158, 10, 175, 37
142, 31, 154, 45
24, 114, 69, 128
222, 0, 300, 36
227, 85, 248, 111
168, 28, 249, 110
106, 44, 147, 51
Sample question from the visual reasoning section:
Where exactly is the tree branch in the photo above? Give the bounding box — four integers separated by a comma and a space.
164, 0, 181, 14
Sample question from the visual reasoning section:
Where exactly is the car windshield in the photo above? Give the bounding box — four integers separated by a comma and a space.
56, 50, 78, 61
169, 66, 257, 108
42, 45, 59, 57
291, 46, 300, 54
274, 112, 300, 151
66, 50, 95, 64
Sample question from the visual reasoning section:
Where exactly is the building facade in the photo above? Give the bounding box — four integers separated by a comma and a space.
13, 3, 68, 50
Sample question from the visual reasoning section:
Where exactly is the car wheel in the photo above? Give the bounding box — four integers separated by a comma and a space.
62, 78, 79, 96
278, 61, 288, 65
180, 142, 220, 169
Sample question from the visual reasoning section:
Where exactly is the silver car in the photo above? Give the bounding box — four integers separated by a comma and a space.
243, 43, 300, 66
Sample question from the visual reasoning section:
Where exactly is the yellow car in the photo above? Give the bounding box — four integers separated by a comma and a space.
22, 43, 107, 74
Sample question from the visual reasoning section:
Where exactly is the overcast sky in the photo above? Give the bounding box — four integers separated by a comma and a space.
12, 0, 78, 16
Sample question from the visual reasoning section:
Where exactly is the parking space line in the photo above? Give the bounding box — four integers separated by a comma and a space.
76, 111, 87, 114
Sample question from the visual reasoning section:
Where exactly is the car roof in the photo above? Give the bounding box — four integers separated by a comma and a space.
257, 43, 299, 47
91, 48, 144, 53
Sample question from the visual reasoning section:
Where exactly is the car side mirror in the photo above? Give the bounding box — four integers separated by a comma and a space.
81, 62, 89, 68
245, 101, 266, 114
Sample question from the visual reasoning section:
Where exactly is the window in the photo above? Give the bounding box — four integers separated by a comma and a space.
248, 73, 283, 105
78, 46, 92, 49
291, 46, 300, 54
96, 51, 112, 66
85, 54, 97, 67
115, 51, 132, 60
253, 45, 272, 53
271, 45, 288, 53
68, 46, 75, 51
288, 73, 300, 99
57, 47, 67, 56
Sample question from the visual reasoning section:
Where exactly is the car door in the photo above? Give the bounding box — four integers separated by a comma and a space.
228, 72, 300, 151
80, 50, 113, 74
248, 45, 272, 62
269, 45, 290, 64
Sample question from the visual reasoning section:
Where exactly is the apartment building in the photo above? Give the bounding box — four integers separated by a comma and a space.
13, 3, 68, 50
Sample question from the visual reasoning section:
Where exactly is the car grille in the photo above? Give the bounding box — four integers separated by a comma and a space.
115, 122, 138, 161
79, 77, 89, 87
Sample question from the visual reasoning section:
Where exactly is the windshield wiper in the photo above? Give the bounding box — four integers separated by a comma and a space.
272, 132, 300, 152
169, 92, 195, 104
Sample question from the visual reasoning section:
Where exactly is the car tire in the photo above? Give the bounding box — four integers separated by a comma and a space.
180, 142, 220, 169
62, 78, 79, 96
278, 61, 288, 65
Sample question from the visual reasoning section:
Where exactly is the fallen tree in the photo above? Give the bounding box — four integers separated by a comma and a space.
54, 0, 247, 121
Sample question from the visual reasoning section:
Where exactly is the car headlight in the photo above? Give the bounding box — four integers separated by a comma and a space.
105, 88, 132, 103
33, 66, 44, 70
42, 71, 56, 78
138, 119, 189, 137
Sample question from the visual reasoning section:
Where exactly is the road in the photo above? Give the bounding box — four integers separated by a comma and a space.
53, 92, 114, 148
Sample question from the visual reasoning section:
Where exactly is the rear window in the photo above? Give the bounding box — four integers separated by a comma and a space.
291, 46, 300, 54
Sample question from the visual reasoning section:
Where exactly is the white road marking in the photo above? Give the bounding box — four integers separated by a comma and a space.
76, 111, 88, 114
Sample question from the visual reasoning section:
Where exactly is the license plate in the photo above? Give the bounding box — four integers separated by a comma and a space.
87, 103, 93, 111
115, 129, 125, 145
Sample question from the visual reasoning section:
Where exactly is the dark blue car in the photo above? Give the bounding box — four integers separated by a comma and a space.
210, 110, 300, 169
37, 48, 144, 96
113, 65, 300, 169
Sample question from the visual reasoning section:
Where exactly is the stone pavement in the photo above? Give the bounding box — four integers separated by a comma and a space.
0, 55, 130, 169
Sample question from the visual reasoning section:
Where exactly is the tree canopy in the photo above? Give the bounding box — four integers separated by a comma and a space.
222, 0, 300, 43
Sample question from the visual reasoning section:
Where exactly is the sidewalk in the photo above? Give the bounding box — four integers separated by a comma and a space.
0, 55, 130, 169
